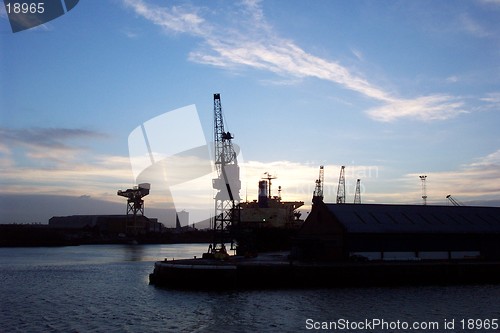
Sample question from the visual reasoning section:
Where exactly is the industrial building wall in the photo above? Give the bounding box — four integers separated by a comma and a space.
292, 201, 345, 260
298, 201, 345, 237
295, 201, 500, 261
346, 233, 500, 260
49, 215, 98, 229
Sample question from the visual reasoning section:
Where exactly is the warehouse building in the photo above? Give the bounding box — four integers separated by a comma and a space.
49, 215, 163, 235
293, 202, 500, 261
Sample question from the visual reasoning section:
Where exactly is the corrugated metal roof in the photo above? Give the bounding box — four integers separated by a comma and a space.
325, 204, 500, 234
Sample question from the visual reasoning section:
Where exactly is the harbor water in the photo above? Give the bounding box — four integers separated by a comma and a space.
1, 244, 499, 332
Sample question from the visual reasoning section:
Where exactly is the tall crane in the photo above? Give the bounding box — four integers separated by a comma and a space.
420, 175, 427, 206
336, 166, 346, 204
208, 93, 241, 257
312, 165, 324, 204
354, 179, 361, 204
117, 183, 150, 235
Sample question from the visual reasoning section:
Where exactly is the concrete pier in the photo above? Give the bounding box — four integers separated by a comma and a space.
149, 252, 500, 289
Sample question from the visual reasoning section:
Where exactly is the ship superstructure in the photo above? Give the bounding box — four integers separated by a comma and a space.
235, 176, 304, 255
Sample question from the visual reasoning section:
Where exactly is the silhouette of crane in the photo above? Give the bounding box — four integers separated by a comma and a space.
336, 166, 346, 204
354, 179, 361, 204
446, 194, 463, 206
207, 93, 241, 257
117, 183, 150, 235
313, 165, 324, 204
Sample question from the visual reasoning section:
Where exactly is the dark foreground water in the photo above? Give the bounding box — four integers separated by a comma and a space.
1, 244, 499, 333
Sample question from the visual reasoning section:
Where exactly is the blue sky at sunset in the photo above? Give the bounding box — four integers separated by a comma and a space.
1, 0, 500, 225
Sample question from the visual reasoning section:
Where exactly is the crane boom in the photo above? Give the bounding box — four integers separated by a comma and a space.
446, 194, 462, 206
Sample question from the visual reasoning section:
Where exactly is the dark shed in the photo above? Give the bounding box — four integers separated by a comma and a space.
294, 202, 500, 261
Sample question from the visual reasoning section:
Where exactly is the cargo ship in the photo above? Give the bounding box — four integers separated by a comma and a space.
234, 176, 304, 255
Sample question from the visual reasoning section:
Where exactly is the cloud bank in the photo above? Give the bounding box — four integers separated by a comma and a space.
403, 149, 500, 204
123, 0, 470, 122
0, 127, 132, 198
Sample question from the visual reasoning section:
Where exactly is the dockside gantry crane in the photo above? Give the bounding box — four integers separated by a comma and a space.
354, 179, 361, 204
336, 166, 346, 204
117, 183, 150, 235
420, 175, 428, 206
312, 165, 324, 204
207, 93, 241, 257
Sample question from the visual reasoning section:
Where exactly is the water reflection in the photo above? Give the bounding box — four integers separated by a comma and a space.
1, 244, 499, 332
120, 243, 208, 262
0, 243, 209, 266
124, 244, 145, 262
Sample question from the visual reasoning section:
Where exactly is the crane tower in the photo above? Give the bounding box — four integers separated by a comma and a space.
420, 175, 427, 205
312, 165, 324, 204
117, 183, 150, 235
354, 179, 361, 204
208, 93, 241, 256
336, 166, 346, 204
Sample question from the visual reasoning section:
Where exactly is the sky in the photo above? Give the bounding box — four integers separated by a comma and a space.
1, 0, 500, 226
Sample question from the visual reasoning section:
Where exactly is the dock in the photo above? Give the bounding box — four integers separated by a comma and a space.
149, 252, 500, 289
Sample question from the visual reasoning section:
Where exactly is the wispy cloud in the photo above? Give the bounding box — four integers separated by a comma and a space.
121, 28, 140, 39
1, 155, 135, 199
366, 95, 467, 122
193, 39, 394, 102
474, 92, 500, 113
458, 13, 491, 38
0, 127, 106, 163
350, 48, 364, 62
0, 127, 131, 199
122, 0, 468, 123
0, 127, 105, 150
403, 150, 500, 203
469, 149, 500, 168
480, 0, 500, 7
122, 0, 206, 36
480, 92, 500, 104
